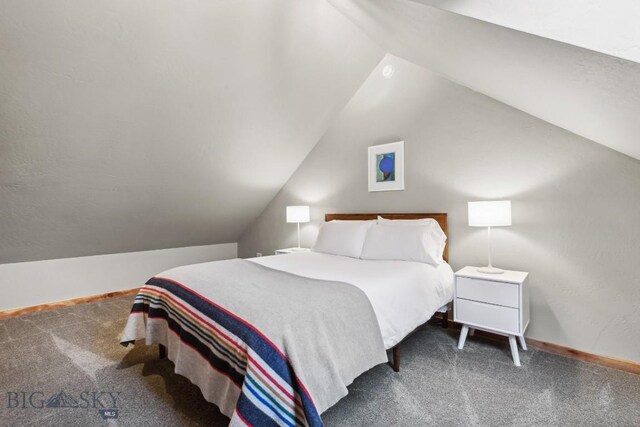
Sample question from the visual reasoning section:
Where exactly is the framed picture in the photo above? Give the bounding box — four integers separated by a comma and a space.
368, 141, 404, 192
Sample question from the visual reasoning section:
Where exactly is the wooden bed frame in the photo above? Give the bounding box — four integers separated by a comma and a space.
325, 213, 450, 372
159, 212, 451, 373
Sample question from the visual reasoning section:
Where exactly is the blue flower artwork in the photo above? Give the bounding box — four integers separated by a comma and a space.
376, 152, 395, 182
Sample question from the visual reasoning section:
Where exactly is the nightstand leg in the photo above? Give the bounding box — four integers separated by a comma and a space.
469, 328, 475, 336
518, 335, 527, 351
509, 335, 521, 366
458, 325, 469, 350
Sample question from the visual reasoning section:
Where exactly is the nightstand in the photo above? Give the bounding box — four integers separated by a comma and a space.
454, 266, 530, 366
274, 247, 311, 255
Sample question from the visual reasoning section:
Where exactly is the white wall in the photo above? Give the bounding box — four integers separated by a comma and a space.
0, 243, 237, 311
418, 0, 640, 64
239, 55, 640, 363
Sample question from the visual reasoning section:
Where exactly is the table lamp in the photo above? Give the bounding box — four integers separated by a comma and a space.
286, 206, 310, 249
468, 201, 512, 274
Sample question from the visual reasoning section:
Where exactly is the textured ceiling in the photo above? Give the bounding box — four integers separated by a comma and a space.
0, 0, 384, 263
329, 0, 640, 161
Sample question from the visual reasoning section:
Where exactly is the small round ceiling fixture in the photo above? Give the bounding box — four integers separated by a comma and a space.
382, 64, 394, 79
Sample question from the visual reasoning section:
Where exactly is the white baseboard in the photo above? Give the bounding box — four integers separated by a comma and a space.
0, 243, 237, 311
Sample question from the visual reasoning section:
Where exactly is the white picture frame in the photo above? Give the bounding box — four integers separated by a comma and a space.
368, 141, 405, 192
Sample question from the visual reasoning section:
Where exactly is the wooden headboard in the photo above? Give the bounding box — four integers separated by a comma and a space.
324, 213, 449, 262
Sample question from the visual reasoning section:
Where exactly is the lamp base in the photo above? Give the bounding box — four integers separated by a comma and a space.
477, 266, 505, 274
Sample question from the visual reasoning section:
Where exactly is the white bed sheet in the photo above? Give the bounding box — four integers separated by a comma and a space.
249, 251, 454, 349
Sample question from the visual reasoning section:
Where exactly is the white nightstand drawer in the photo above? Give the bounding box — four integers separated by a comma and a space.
456, 298, 519, 334
456, 276, 519, 308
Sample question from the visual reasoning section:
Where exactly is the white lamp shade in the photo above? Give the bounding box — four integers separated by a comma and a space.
468, 201, 512, 227
286, 206, 310, 223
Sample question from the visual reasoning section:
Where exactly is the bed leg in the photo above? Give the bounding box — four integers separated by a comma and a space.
390, 346, 400, 372
441, 309, 449, 329
159, 344, 167, 359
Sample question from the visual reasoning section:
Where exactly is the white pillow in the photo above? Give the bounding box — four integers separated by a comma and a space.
361, 224, 442, 265
377, 216, 447, 262
312, 220, 374, 258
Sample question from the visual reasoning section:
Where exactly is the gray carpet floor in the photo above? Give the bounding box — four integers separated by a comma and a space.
0, 295, 638, 426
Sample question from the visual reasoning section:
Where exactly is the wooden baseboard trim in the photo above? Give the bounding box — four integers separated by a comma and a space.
525, 338, 640, 375
436, 315, 639, 375
0, 288, 140, 320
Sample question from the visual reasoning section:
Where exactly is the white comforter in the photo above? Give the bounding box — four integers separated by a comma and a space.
250, 251, 454, 349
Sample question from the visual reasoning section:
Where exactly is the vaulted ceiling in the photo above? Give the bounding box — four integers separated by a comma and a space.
0, 0, 384, 262
328, 0, 640, 161
2, 0, 638, 263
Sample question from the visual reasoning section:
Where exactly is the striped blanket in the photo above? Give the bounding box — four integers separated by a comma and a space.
120, 259, 387, 426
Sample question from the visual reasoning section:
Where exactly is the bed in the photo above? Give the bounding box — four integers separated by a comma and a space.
121, 213, 453, 426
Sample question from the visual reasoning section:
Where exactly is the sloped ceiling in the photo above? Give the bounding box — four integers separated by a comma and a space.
0, 0, 384, 263
328, 0, 640, 161
417, 0, 640, 63
3, 0, 639, 264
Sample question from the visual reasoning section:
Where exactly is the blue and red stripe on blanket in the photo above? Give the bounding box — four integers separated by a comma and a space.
120, 259, 387, 427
